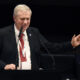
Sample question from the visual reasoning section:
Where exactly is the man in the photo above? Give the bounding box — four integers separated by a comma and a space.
0, 4, 80, 70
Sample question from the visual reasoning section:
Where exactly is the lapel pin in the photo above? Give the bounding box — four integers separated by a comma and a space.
29, 33, 32, 36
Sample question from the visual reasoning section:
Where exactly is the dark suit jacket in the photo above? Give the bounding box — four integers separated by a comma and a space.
0, 25, 73, 70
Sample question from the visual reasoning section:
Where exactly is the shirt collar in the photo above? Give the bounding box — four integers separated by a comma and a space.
14, 24, 26, 37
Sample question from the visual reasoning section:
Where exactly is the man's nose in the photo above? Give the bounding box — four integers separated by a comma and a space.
24, 19, 28, 24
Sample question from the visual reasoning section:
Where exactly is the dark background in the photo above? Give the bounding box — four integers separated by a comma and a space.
0, 0, 80, 42
0, 0, 79, 80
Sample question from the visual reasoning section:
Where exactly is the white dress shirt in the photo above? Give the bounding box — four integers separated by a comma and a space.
14, 24, 31, 70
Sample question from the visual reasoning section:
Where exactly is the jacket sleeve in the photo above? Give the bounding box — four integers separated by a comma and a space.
0, 29, 6, 70
0, 61, 6, 70
36, 29, 73, 53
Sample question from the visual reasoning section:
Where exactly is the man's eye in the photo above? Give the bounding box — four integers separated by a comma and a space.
27, 18, 29, 20
21, 18, 25, 20
21, 18, 30, 20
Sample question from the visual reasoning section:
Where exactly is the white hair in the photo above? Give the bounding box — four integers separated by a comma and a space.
13, 4, 32, 16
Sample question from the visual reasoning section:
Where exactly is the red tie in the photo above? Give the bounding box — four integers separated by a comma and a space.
19, 34, 27, 62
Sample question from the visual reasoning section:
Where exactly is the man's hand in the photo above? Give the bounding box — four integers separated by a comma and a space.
4, 64, 16, 70
71, 34, 80, 47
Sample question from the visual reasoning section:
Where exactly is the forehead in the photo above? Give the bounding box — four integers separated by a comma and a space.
17, 10, 31, 17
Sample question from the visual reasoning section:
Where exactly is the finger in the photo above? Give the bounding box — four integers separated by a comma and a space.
4, 65, 10, 70
76, 34, 80, 38
11, 67, 16, 70
76, 34, 80, 41
10, 64, 16, 70
72, 34, 76, 38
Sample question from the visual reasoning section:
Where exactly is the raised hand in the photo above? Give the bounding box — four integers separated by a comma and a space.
71, 34, 80, 47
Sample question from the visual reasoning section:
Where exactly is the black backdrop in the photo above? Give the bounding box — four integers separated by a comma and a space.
0, 0, 80, 42
0, 0, 79, 80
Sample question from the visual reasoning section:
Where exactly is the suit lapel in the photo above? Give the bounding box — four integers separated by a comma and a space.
27, 27, 39, 70
8, 25, 18, 66
9, 26, 17, 48
27, 28, 34, 53
27, 28, 33, 69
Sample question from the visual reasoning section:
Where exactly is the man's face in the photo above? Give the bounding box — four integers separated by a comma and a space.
13, 10, 31, 32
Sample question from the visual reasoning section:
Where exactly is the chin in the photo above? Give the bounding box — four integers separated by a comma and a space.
23, 26, 29, 31
23, 28, 27, 32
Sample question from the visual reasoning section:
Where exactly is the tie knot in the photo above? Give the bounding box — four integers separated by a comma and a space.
21, 33, 24, 38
